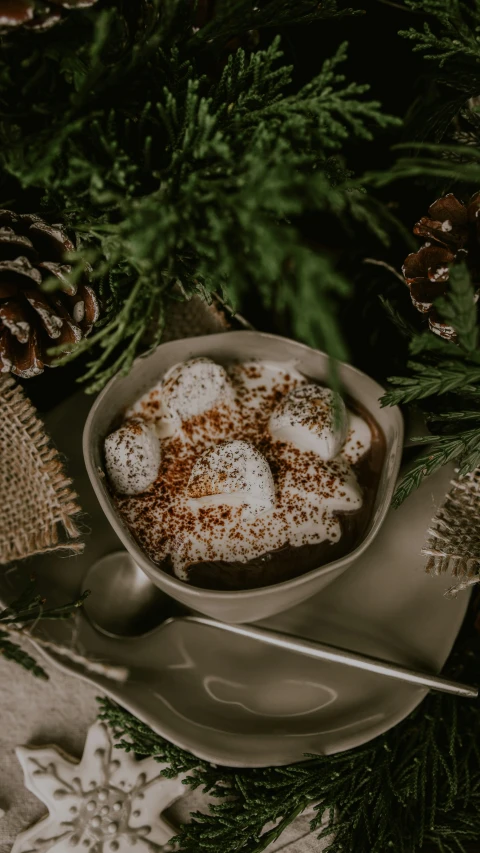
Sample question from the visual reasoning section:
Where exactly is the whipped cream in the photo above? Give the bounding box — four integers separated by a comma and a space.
110, 358, 375, 582
104, 419, 161, 495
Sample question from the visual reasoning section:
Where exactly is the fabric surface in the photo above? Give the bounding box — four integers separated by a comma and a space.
0, 639, 99, 853
0, 375, 83, 563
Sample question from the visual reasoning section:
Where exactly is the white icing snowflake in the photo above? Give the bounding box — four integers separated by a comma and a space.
13, 721, 187, 853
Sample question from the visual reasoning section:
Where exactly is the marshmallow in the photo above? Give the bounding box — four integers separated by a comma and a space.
269, 384, 348, 460
187, 440, 275, 519
342, 412, 372, 465
161, 357, 233, 424
104, 418, 161, 495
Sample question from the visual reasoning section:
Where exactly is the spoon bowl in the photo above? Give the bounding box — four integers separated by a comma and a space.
82, 551, 175, 638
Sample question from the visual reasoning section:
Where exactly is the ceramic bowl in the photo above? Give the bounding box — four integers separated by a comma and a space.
83, 331, 403, 623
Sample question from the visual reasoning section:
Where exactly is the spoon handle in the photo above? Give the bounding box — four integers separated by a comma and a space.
181, 616, 478, 699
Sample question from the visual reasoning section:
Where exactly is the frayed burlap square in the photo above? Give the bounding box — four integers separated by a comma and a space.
0, 296, 235, 565
0, 375, 84, 564
422, 467, 480, 595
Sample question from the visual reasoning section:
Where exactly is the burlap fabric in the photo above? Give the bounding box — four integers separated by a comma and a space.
0, 375, 83, 564
423, 467, 480, 595
0, 296, 232, 566
161, 294, 235, 340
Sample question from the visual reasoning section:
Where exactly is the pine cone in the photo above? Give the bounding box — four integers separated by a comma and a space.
0, 0, 98, 33
403, 192, 480, 340
0, 210, 99, 378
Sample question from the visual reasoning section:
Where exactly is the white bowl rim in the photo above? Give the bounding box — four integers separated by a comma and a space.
83, 330, 404, 601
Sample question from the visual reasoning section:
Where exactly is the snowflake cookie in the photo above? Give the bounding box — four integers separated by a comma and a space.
13, 721, 187, 853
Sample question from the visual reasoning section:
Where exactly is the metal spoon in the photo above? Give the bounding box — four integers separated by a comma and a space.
81, 552, 176, 638
82, 551, 478, 699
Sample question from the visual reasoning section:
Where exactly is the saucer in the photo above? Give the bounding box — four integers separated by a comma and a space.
0, 391, 468, 768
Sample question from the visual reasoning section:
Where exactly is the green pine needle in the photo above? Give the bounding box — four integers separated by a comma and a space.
0, 5, 400, 391
401, 0, 480, 67
0, 581, 89, 679
379, 295, 418, 339
426, 409, 480, 422
0, 630, 48, 680
434, 264, 479, 353
193, 0, 361, 48
393, 428, 480, 506
382, 361, 480, 406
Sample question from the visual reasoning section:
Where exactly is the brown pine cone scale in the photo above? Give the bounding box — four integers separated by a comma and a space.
0, 0, 98, 33
403, 192, 480, 340
0, 210, 99, 378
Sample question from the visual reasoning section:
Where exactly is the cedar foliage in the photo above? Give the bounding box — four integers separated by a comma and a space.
0, 580, 88, 678
0, 0, 399, 392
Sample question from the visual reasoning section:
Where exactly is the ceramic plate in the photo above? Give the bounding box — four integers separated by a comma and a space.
0, 391, 469, 768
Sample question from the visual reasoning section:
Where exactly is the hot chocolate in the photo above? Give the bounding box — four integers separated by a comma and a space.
104, 358, 385, 590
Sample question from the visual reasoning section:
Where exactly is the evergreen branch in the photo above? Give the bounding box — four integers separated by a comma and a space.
452, 385, 480, 398
392, 428, 480, 506
244, 42, 401, 146
382, 361, 480, 405
379, 295, 418, 338
0, 630, 48, 680
434, 263, 479, 353
408, 331, 469, 358
363, 143, 480, 189
0, 580, 89, 679
0, 591, 90, 625
0, 12, 401, 390
192, 0, 361, 49
426, 409, 480, 422
400, 0, 480, 67
248, 800, 314, 853
365, 153, 480, 188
